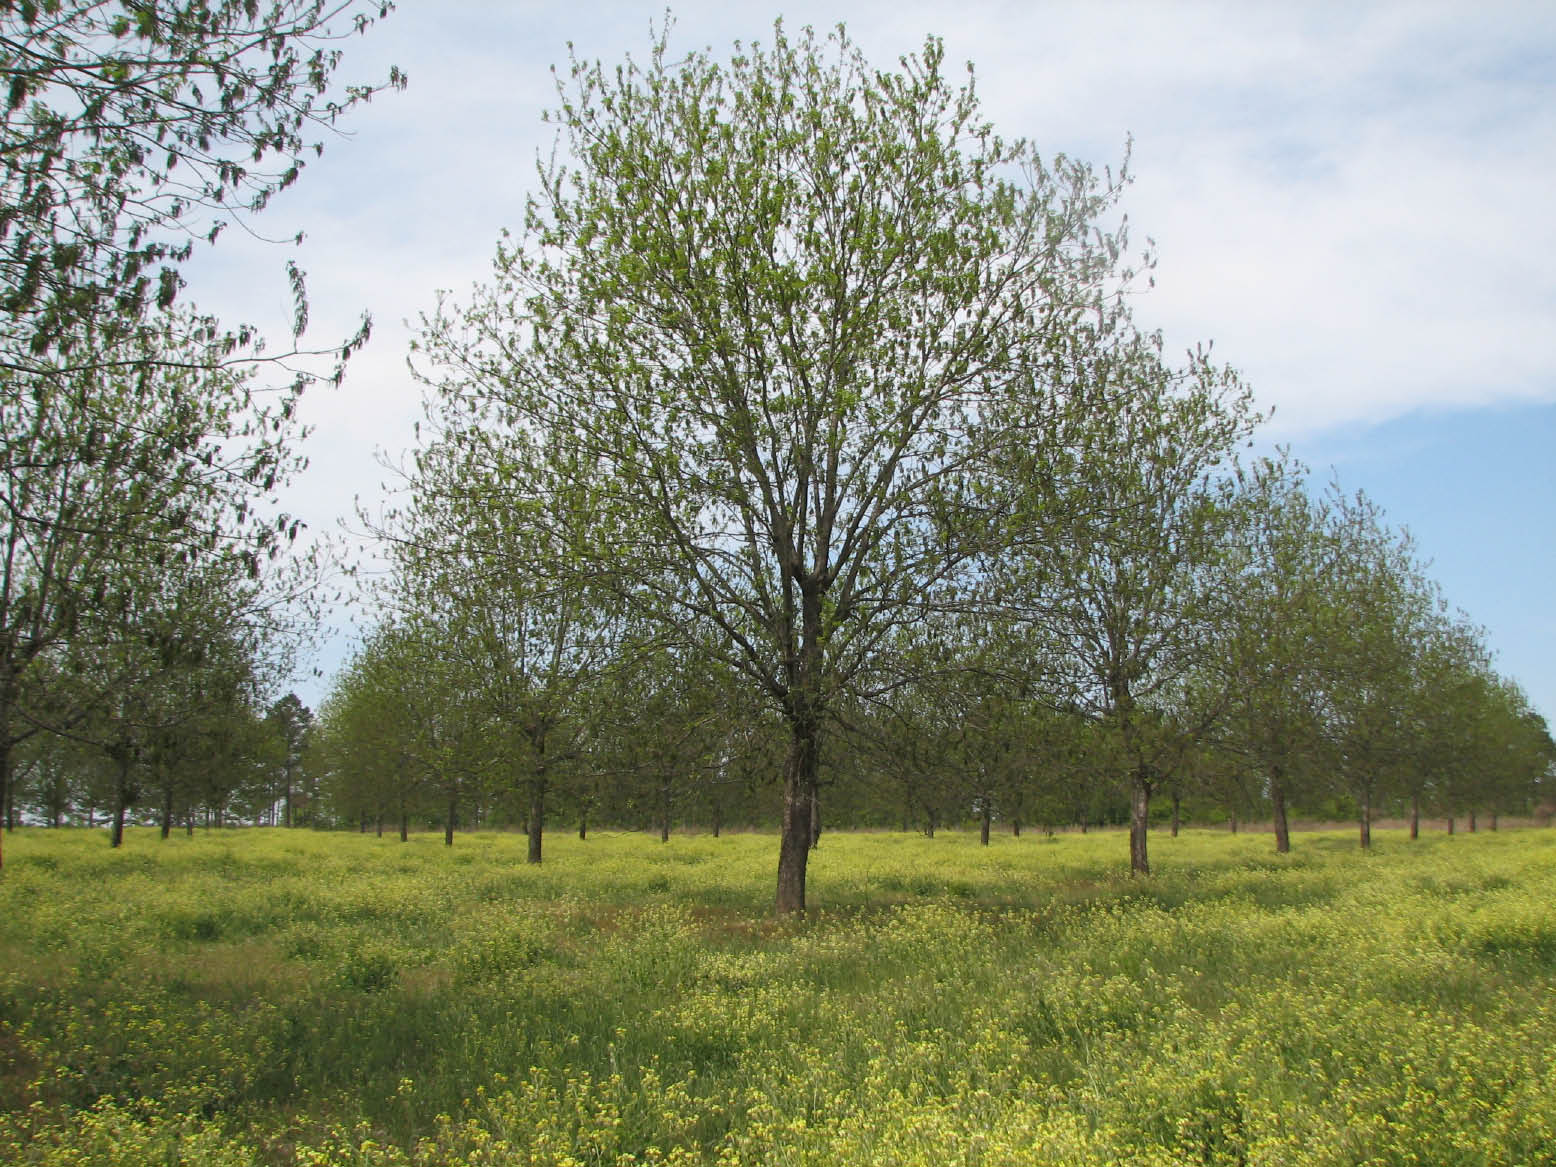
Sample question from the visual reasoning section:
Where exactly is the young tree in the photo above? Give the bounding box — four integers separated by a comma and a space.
416, 23, 1144, 911
998, 332, 1254, 874
264, 693, 313, 828
1210, 457, 1335, 853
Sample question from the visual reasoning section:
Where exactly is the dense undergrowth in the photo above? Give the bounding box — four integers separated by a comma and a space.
2, 826, 1554, 1164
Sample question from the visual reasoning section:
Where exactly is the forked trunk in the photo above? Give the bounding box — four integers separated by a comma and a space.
1271, 776, 1290, 854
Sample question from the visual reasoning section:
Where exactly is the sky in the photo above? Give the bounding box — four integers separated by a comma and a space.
183, 1, 1556, 721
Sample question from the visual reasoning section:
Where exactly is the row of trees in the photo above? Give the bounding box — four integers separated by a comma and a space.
310, 24, 1551, 911
6, 13, 1548, 917
0, 1, 402, 865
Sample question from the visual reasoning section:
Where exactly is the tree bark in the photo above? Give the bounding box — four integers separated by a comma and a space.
159, 775, 174, 841
1271, 776, 1290, 854
1011, 818, 1021, 837
776, 714, 818, 914
710, 801, 721, 838
578, 808, 588, 841
1170, 791, 1181, 838
399, 810, 408, 843
0, 684, 14, 870
1410, 793, 1420, 840
527, 778, 545, 864
809, 787, 822, 849
1129, 768, 1151, 875
1359, 789, 1372, 850
1468, 810, 1477, 833
1447, 815, 1455, 836
1229, 811, 1238, 834
980, 801, 992, 846
659, 781, 671, 843
445, 792, 456, 846
110, 752, 132, 849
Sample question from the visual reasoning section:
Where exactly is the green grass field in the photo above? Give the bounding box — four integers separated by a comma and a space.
2, 826, 1554, 1165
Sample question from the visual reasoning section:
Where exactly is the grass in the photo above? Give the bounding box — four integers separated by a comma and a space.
1, 825, 1554, 1164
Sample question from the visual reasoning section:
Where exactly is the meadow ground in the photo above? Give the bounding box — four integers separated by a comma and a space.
1, 825, 1554, 1165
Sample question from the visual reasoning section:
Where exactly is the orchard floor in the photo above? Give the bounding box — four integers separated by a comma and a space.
2, 826, 1554, 1165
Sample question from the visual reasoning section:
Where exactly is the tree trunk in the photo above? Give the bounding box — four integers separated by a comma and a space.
1271, 777, 1290, 854
1170, 791, 1181, 838
1012, 818, 1021, 837
399, 810, 408, 843
0, 686, 13, 871
775, 713, 819, 914
924, 808, 936, 839
710, 801, 722, 839
1447, 815, 1455, 836
980, 801, 992, 846
185, 810, 194, 837
1490, 813, 1498, 831
283, 763, 294, 830
1468, 810, 1477, 833
810, 787, 822, 849
1129, 768, 1151, 875
1359, 789, 1372, 850
578, 808, 588, 841
1410, 793, 1420, 840
527, 779, 545, 864
445, 792, 456, 846
1230, 811, 1238, 834
110, 753, 132, 849
659, 782, 671, 843
159, 776, 174, 841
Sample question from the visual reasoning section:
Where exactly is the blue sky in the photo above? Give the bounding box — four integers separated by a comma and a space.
185, 1, 1556, 721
